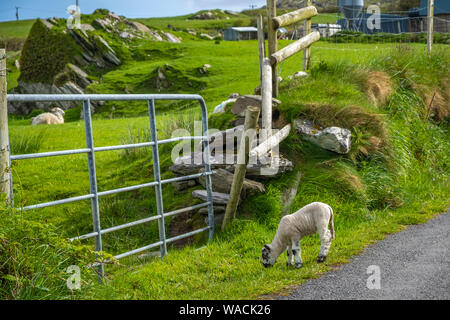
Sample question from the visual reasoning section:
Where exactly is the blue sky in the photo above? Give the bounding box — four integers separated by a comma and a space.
0, 0, 267, 22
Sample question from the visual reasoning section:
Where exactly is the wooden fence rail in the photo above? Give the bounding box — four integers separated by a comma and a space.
270, 31, 321, 65
266, 0, 320, 98
272, 6, 318, 29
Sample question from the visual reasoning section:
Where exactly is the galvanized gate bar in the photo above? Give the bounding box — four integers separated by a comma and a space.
199, 98, 215, 240
113, 226, 211, 260
11, 136, 206, 161
71, 201, 211, 241
83, 100, 104, 278
6, 93, 215, 277
20, 171, 214, 211
148, 99, 167, 258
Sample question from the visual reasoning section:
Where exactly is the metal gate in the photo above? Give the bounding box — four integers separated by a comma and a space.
6, 94, 215, 278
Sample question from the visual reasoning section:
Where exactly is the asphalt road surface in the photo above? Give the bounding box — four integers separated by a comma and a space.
276, 210, 449, 300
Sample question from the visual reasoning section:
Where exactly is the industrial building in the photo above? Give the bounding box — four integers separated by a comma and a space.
410, 0, 450, 33
337, 0, 450, 34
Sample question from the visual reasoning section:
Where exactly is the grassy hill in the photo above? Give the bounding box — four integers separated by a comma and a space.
0, 8, 449, 300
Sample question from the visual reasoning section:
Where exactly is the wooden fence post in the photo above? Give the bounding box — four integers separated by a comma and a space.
0, 49, 11, 203
303, 0, 312, 71
257, 15, 266, 83
427, 0, 434, 55
221, 106, 260, 230
261, 58, 272, 153
267, 0, 278, 98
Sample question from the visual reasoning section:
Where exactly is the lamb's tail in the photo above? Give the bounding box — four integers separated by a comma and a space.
328, 205, 335, 239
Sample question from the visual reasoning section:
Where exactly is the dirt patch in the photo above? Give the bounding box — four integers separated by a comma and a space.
364, 71, 393, 108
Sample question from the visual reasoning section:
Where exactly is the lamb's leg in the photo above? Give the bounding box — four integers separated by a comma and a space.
291, 240, 303, 269
318, 227, 332, 263
286, 245, 293, 267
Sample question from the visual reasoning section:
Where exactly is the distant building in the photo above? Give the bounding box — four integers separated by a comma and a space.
336, 0, 450, 34
224, 27, 258, 41
338, 13, 410, 33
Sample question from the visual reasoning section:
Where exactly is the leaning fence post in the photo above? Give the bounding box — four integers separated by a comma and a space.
427, 0, 434, 55
0, 49, 11, 203
222, 106, 260, 230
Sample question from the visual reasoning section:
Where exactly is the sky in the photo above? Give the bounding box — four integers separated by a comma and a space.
0, 0, 268, 22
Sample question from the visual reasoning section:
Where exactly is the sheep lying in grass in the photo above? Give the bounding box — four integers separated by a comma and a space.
31, 108, 65, 125
261, 202, 335, 269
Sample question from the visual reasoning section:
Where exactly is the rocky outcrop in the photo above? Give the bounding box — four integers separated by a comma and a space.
9, 81, 84, 114
294, 119, 352, 154
8, 13, 180, 115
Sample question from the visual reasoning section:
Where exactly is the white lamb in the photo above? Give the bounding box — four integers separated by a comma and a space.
261, 202, 335, 268
31, 108, 65, 125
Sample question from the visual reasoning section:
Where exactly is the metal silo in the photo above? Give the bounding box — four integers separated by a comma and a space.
338, 0, 365, 30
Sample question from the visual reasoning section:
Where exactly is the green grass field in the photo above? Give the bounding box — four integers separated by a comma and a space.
0, 19, 34, 39
1, 13, 449, 300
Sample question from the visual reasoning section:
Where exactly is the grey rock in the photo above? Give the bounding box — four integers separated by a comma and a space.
200, 33, 215, 40
40, 19, 54, 29
119, 31, 134, 39
192, 190, 229, 205
294, 119, 352, 154
224, 10, 239, 16
164, 32, 181, 43
172, 179, 197, 192
198, 168, 265, 197
232, 95, 282, 117
170, 152, 293, 180
8, 81, 84, 114
288, 71, 309, 80
66, 63, 91, 88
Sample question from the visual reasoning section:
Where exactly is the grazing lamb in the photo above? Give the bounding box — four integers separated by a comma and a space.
31, 108, 65, 125
261, 202, 335, 269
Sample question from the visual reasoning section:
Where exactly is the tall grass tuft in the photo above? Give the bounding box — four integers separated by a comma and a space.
9, 128, 47, 155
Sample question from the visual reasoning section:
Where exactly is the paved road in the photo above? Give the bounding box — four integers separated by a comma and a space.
277, 210, 450, 300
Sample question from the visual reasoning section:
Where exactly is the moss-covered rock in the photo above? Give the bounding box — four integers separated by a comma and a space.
18, 19, 78, 84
